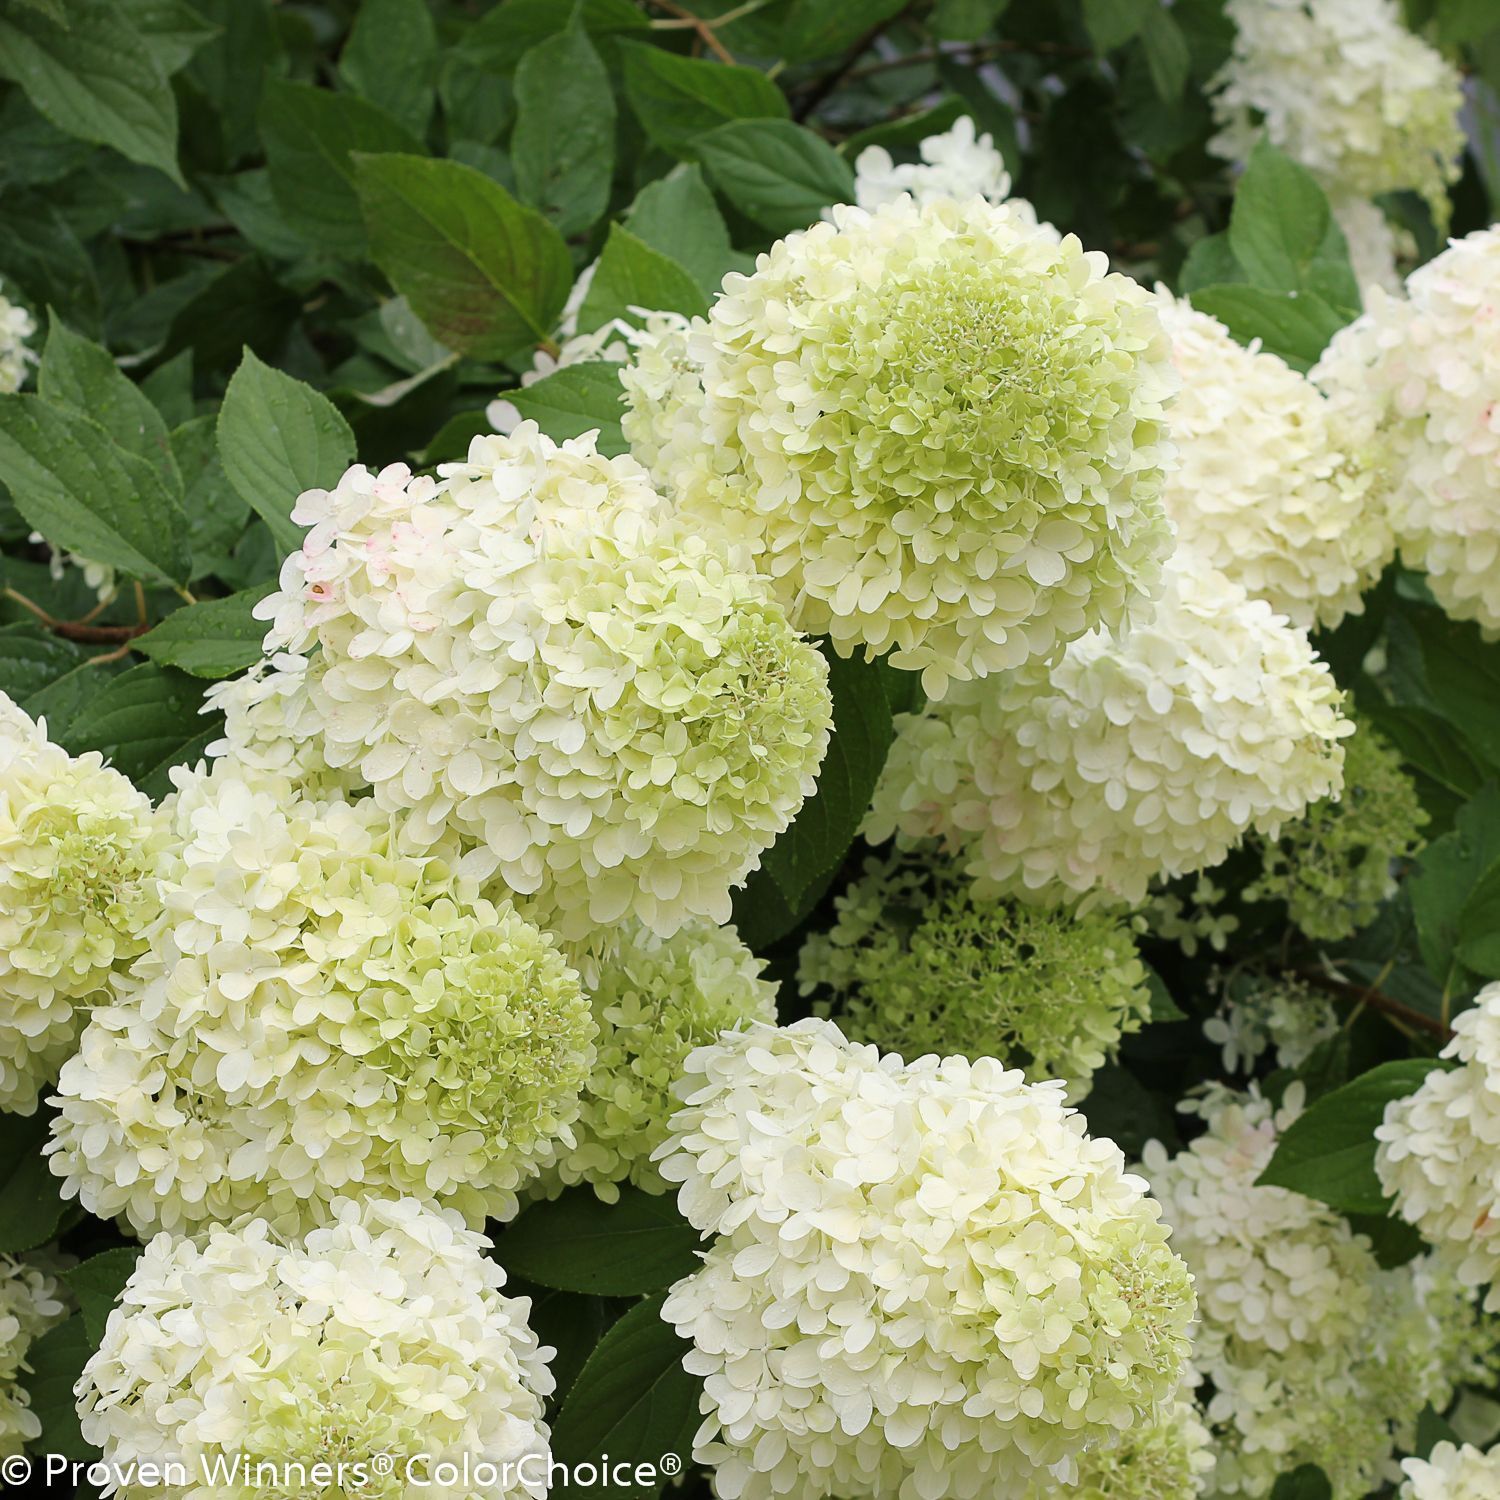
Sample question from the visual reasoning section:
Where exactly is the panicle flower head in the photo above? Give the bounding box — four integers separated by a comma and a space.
798, 846, 1151, 1098
622, 196, 1177, 698
849, 114, 1014, 211
1400, 1440, 1500, 1499
48, 763, 596, 1237
1143, 1087, 1489, 1496
657, 1018, 1195, 1499
0, 692, 164, 1114
1211, 0, 1463, 214
0, 280, 34, 393
1152, 287, 1392, 630
1247, 716, 1427, 941
254, 425, 831, 942
78, 1198, 554, 1499
0, 1253, 69, 1457
1315, 228, 1500, 635
1202, 975, 1338, 1075
549, 921, 777, 1199
1376, 981, 1500, 1308
1024, 1393, 1214, 1500
865, 553, 1351, 907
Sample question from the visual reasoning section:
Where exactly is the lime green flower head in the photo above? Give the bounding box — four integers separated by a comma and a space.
0, 692, 164, 1114
799, 847, 1151, 1098
552, 921, 778, 1199
624, 196, 1177, 698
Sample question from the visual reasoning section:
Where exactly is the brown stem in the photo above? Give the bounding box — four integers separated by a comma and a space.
4, 585, 151, 645
1296, 970, 1454, 1043
644, 1, 736, 63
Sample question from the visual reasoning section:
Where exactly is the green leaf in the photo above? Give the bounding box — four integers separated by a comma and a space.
1188, 284, 1347, 372
162, 257, 301, 374
931, 0, 1012, 41
577, 225, 707, 335
0, 0, 183, 186
0, 395, 190, 586
21, 1316, 97, 1461
63, 1247, 140, 1347
549, 1292, 700, 1499
624, 165, 735, 298
1270, 1467, 1332, 1500
1144, 967, 1188, 1022
756, 649, 898, 911
781, 0, 907, 61
465, 0, 648, 74
118, 0, 218, 75
697, 119, 856, 238
260, 80, 425, 256
136, 584, 274, 678
1230, 143, 1332, 292
1401, 606, 1500, 775
1457, 859, 1500, 977
217, 349, 356, 558
339, 0, 438, 138
506, 362, 629, 456
1083, 0, 1151, 51
1414, 1404, 1463, 1458
499, 1188, 703, 1296
0, 1108, 68, 1253
0, 622, 88, 717
619, 40, 787, 160
39, 317, 178, 492
1140, 6, 1191, 100
0, 198, 100, 335
355, 153, 573, 361
513, 16, 616, 240
64, 662, 219, 797
1410, 785, 1500, 985
1256, 1059, 1450, 1213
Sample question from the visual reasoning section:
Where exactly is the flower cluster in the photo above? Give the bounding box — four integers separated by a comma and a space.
48, 763, 596, 1237
1024, 1393, 1214, 1500
0, 1254, 68, 1458
621, 196, 1177, 697
78, 1197, 554, 1499
1315, 228, 1500, 634
866, 553, 1351, 907
1143, 1088, 1490, 1496
849, 114, 1013, 211
658, 1018, 1195, 1499
549, 921, 777, 1199
254, 426, 831, 941
1400, 1440, 1500, 1499
0, 280, 33, 394
0, 693, 163, 1114
1152, 287, 1392, 630
1247, 716, 1427, 941
1377, 982, 1500, 1308
1203, 975, 1338, 1075
798, 847, 1151, 1098
1211, 0, 1463, 214
1331, 194, 1406, 295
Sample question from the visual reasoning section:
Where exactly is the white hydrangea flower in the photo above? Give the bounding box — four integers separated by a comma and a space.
657, 1018, 1195, 1499
254, 426, 831, 942
0, 692, 163, 1114
850, 114, 1013, 210
1315, 228, 1500, 635
27, 532, 118, 604
0, 280, 34, 394
1153, 287, 1392, 630
1376, 982, 1500, 1309
1143, 1088, 1491, 1497
1400, 1440, 1500, 1499
79, 1198, 554, 1499
1202, 977, 1339, 1074
865, 553, 1351, 908
548, 920, 777, 1199
621, 197, 1177, 698
1330, 193, 1404, 296
1211, 0, 1464, 214
0, 1254, 68, 1458
49, 763, 596, 1237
